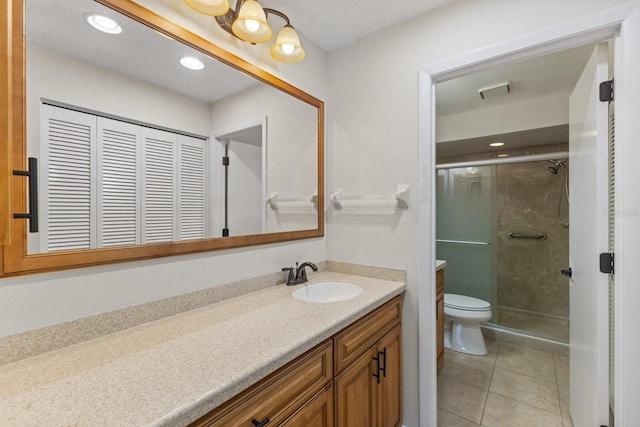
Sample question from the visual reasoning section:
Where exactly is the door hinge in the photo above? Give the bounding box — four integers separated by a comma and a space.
599, 252, 614, 274
222, 156, 229, 166
222, 228, 229, 237
599, 79, 614, 102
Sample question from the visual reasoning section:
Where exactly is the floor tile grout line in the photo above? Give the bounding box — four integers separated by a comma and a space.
487, 388, 563, 417
553, 353, 571, 424
439, 407, 481, 426
479, 341, 500, 425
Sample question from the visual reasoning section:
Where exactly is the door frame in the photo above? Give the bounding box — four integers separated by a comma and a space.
417, 3, 640, 426
211, 116, 268, 236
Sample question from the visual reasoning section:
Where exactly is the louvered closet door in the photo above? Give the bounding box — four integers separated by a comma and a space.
177, 135, 207, 240
97, 118, 141, 247
141, 128, 177, 244
41, 105, 96, 252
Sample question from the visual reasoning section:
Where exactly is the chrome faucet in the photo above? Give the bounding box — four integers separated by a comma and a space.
282, 261, 318, 285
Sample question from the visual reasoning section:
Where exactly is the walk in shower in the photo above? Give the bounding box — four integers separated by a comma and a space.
436, 151, 570, 343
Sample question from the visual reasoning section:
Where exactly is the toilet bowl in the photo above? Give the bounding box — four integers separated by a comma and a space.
444, 294, 492, 356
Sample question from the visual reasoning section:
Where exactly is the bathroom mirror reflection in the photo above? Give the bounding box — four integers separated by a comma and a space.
24, 0, 320, 255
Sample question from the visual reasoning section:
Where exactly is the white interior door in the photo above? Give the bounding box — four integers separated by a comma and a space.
569, 42, 609, 426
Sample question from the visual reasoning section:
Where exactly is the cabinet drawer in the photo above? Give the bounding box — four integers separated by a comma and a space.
281, 383, 334, 427
333, 296, 402, 375
191, 340, 333, 427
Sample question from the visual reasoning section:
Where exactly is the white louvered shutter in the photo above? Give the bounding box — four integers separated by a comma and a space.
141, 128, 177, 244
177, 135, 207, 240
97, 118, 141, 247
41, 105, 96, 252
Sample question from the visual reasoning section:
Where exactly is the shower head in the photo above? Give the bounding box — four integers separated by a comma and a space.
547, 159, 567, 175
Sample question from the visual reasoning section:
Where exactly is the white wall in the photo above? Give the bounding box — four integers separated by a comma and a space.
210, 83, 319, 232
227, 139, 263, 236
0, 3, 327, 338
26, 44, 213, 142
326, 1, 628, 425
436, 92, 570, 142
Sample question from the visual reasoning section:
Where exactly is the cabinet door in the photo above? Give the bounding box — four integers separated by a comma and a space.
376, 323, 402, 427
436, 269, 445, 372
334, 347, 378, 427
436, 294, 444, 372
281, 383, 334, 427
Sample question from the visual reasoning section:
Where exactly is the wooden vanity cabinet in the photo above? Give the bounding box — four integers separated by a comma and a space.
333, 296, 403, 427
190, 341, 333, 427
189, 295, 403, 427
436, 269, 445, 373
280, 383, 334, 427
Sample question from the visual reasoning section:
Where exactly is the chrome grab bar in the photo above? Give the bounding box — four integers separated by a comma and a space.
507, 232, 547, 241
436, 239, 490, 246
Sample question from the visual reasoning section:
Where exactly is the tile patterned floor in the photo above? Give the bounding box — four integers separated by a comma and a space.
437, 339, 573, 426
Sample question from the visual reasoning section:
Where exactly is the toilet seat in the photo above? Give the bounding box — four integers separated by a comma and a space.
444, 294, 490, 311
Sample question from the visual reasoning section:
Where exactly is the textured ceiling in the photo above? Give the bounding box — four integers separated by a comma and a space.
259, 0, 454, 51
28, 0, 596, 127
436, 125, 569, 159
27, 0, 258, 104
435, 44, 595, 117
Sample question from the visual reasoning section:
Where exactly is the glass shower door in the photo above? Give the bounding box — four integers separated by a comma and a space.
436, 166, 497, 321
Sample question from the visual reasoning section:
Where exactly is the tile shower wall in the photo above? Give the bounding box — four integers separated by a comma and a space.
496, 159, 569, 322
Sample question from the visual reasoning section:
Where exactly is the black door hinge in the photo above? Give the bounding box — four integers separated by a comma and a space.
599, 80, 614, 102
222, 156, 229, 166
600, 252, 614, 274
222, 228, 229, 237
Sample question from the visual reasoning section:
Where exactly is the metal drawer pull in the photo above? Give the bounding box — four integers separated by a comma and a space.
13, 157, 39, 233
372, 353, 381, 384
251, 417, 270, 427
379, 347, 387, 378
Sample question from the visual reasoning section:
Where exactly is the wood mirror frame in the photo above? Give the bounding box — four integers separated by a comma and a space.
0, 0, 324, 277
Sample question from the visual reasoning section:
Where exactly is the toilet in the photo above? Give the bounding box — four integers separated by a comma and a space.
443, 293, 492, 356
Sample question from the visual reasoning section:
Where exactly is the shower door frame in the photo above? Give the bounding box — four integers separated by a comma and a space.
436, 151, 571, 340
417, 3, 640, 426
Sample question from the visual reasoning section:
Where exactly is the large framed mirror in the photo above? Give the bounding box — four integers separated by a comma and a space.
0, 0, 324, 276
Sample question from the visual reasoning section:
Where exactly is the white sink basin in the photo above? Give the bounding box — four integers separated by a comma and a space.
292, 281, 363, 303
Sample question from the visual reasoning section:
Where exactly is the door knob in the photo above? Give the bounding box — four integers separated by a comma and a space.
561, 268, 572, 278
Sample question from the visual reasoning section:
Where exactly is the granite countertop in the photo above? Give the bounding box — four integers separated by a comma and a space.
436, 259, 447, 271
0, 271, 405, 426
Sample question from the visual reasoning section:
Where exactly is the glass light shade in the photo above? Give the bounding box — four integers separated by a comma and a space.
232, 0, 272, 43
271, 26, 305, 63
183, 0, 229, 16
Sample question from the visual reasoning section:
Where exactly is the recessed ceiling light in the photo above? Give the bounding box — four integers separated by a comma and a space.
180, 56, 205, 70
489, 142, 504, 147
497, 153, 510, 158
85, 14, 122, 34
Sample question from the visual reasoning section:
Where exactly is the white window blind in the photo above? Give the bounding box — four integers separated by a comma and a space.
178, 135, 207, 240
40, 104, 209, 251
41, 105, 96, 252
141, 129, 177, 244
97, 118, 141, 247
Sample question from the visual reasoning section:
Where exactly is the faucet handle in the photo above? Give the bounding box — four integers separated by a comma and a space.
282, 267, 294, 284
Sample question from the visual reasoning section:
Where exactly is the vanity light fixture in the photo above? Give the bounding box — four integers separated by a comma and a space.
180, 56, 205, 70
489, 142, 504, 147
85, 13, 122, 34
183, 0, 306, 63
